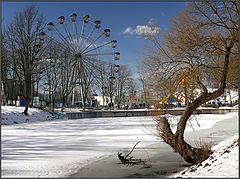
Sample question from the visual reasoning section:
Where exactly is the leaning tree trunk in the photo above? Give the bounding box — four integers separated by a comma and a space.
157, 104, 212, 164
157, 41, 235, 164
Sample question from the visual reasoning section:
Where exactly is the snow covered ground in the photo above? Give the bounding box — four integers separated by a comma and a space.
172, 135, 239, 178
1, 106, 54, 125
1, 106, 239, 177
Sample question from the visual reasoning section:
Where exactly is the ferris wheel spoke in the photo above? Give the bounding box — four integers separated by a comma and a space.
82, 41, 112, 55
80, 67, 93, 86
84, 64, 95, 78
82, 57, 112, 77
87, 64, 102, 76
45, 35, 75, 54
72, 21, 82, 51
85, 52, 114, 56
63, 23, 77, 51
53, 26, 76, 52
79, 23, 96, 52
82, 57, 103, 74
86, 25, 96, 40
40, 41, 67, 58
87, 68, 100, 85
81, 33, 104, 53
93, 77, 102, 85
72, 21, 78, 35
80, 21, 86, 38
78, 21, 87, 52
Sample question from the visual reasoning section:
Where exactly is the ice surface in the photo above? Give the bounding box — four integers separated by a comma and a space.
1, 108, 237, 177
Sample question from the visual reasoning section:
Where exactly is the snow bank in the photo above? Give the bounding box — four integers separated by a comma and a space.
161, 113, 236, 133
1, 106, 53, 125
172, 135, 239, 178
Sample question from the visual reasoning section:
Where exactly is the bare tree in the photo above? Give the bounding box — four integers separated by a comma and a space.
1, 35, 10, 103
4, 5, 45, 115
59, 52, 78, 112
126, 77, 138, 107
138, 73, 155, 107
139, 55, 177, 100
141, 1, 238, 164
95, 62, 112, 107
115, 65, 132, 108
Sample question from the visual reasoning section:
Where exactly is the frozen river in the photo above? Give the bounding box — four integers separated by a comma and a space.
1, 114, 237, 177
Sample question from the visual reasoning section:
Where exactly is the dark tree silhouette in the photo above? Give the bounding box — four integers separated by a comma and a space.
5, 5, 45, 115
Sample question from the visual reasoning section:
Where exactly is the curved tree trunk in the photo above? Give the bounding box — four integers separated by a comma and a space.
157, 41, 235, 164
157, 114, 212, 165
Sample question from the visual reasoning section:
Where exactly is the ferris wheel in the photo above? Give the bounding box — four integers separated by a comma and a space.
38, 13, 120, 83
36, 13, 120, 107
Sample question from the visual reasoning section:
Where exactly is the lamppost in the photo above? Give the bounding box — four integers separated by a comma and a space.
102, 86, 108, 106
109, 75, 116, 109
44, 82, 50, 108
11, 80, 16, 105
114, 64, 120, 108
227, 90, 232, 106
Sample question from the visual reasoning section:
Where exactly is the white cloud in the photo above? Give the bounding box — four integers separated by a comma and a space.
122, 19, 160, 37
122, 27, 134, 35
147, 18, 157, 26
135, 25, 160, 36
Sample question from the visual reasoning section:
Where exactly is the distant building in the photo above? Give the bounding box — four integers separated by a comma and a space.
95, 96, 116, 106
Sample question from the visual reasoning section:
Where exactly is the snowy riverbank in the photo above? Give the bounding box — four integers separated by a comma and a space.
172, 135, 239, 178
1, 106, 64, 125
1, 106, 54, 125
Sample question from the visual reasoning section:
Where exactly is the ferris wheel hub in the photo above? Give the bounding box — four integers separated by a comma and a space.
74, 53, 82, 58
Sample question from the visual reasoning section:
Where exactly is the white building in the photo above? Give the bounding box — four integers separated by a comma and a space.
95, 96, 116, 106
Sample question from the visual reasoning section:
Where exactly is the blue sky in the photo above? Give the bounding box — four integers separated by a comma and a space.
2, 2, 186, 75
